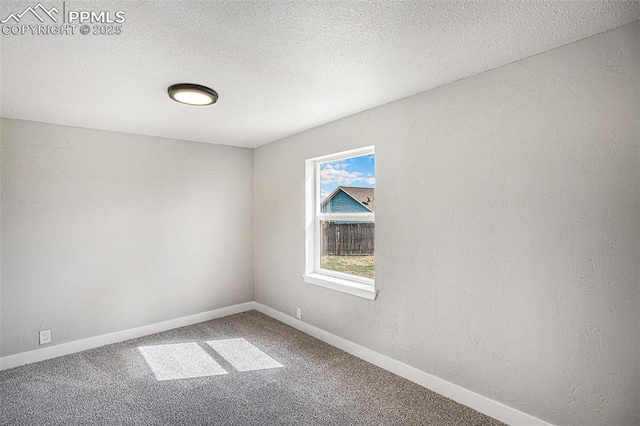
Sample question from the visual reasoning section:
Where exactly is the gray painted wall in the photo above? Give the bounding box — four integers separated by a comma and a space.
254, 23, 639, 426
1, 37, 3, 359
0, 119, 253, 357
0, 114, 3, 357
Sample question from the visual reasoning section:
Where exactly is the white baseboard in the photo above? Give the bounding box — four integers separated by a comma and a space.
1, 300, 552, 425
253, 302, 553, 426
0, 301, 255, 371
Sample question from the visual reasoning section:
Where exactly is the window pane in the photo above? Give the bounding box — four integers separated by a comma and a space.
320, 220, 375, 279
318, 152, 375, 280
319, 154, 375, 214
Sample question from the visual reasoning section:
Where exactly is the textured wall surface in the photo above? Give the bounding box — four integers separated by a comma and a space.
254, 23, 639, 426
0, 113, 3, 357
0, 119, 253, 357
1, 36, 4, 358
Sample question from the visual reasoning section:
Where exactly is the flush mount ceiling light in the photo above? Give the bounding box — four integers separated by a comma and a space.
167, 83, 218, 106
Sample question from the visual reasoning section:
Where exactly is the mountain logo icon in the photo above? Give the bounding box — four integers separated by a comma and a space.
1, 3, 59, 24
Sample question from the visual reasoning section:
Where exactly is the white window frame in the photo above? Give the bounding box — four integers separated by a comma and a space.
303, 146, 377, 300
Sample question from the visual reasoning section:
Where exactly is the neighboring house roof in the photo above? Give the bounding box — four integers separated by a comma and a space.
322, 186, 375, 212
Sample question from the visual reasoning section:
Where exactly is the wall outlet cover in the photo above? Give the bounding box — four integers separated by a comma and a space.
39, 329, 51, 345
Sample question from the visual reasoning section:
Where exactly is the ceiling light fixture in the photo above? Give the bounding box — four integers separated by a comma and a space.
167, 83, 218, 106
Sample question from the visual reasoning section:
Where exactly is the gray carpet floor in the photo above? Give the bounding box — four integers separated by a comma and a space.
0, 311, 505, 425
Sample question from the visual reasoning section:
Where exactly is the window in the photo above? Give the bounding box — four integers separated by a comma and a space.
304, 146, 377, 300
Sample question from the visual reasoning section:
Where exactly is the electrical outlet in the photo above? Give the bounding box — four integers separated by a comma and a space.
39, 329, 51, 345
296, 307, 302, 319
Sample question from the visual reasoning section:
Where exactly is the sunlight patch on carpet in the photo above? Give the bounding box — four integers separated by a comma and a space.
207, 338, 284, 372
138, 342, 228, 381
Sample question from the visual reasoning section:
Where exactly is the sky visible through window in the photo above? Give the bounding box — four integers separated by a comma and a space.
320, 154, 375, 201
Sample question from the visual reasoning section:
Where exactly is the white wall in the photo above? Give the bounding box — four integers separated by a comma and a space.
254, 22, 639, 426
0, 119, 253, 357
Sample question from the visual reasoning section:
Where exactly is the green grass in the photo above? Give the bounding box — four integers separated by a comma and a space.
321, 255, 375, 279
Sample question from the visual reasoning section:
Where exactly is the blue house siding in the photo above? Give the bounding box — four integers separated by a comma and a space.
322, 190, 369, 213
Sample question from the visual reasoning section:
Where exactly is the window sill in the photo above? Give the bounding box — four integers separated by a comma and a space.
303, 273, 378, 300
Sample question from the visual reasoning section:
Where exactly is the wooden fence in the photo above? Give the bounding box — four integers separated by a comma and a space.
321, 222, 374, 255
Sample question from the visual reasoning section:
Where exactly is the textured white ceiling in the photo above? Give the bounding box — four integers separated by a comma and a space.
1, 1, 638, 148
